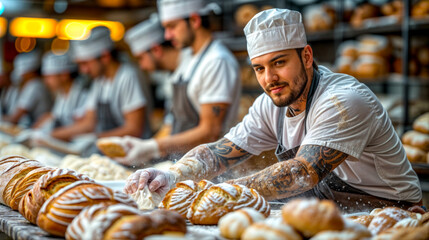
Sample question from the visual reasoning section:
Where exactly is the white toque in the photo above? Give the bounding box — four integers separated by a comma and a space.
244, 8, 307, 60
125, 14, 164, 56
12, 50, 41, 85
157, 0, 221, 22
42, 52, 76, 75
70, 26, 114, 61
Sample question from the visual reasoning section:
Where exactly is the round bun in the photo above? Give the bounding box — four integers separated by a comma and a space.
218, 207, 266, 239
241, 217, 302, 240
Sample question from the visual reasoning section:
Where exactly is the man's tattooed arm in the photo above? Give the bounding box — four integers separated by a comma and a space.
227, 145, 348, 200
169, 138, 253, 182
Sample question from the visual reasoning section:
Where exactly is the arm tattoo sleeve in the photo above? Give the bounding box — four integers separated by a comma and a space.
169, 138, 252, 183
228, 145, 348, 200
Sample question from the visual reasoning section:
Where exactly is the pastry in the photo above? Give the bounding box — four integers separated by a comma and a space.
37, 180, 137, 237
218, 207, 266, 239
347, 214, 374, 227
241, 217, 302, 240
96, 137, 127, 158
402, 130, 429, 151
403, 144, 427, 163
373, 224, 429, 240
281, 198, 344, 237
413, 112, 429, 134
367, 206, 411, 235
235, 4, 259, 28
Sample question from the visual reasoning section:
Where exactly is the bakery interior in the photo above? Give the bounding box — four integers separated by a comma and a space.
1, 0, 429, 239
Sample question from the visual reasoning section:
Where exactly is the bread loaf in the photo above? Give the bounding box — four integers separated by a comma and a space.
96, 137, 127, 158
37, 180, 137, 237
347, 214, 374, 227
402, 130, 429, 151
403, 144, 427, 163
373, 225, 429, 240
19, 168, 93, 224
162, 180, 213, 218
413, 112, 429, 134
281, 198, 344, 238
218, 207, 266, 239
367, 206, 411, 235
235, 4, 259, 28
187, 183, 270, 225
241, 218, 302, 240
8, 166, 54, 210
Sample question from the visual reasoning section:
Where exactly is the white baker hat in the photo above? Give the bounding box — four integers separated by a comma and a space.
157, 0, 221, 22
42, 52, 76, 75
70, 26, 114, 61
244, 8, 307, 60
125, 14, 164, 56
12, 50, 41, 84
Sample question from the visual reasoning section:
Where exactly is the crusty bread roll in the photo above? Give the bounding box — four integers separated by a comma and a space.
241, 217, 302, 240
403, 144, 427, 163
367, 206, 411, 235
96, 137, 127, 158
219, 207, 266, 239
66, 203, 141, 240
37, 180, 137, 237
347, 214, 374, 227
187, 183, 270, 225
281, 198, 344, 238
402, 130, 429, 151
162, 180, 213, 218
373, 224, 429, 240
235, 4, 259, 28
413, 112, 429, 134
8, 166, 54, 210
19, 168, 93, 224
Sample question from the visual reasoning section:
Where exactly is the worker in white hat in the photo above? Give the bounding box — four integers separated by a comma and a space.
3, 51, 53, 127
0, 63, 18, 120
107, 0, 241, 167
32, 51, 88, 131
51, 26, 150, 141
124, 8, 424, 213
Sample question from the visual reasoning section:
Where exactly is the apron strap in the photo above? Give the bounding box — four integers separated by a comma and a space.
180, 40, 213, 83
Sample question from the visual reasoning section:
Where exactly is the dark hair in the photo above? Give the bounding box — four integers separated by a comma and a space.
160, 40, 174, 48
184, 14, 211, 30
296, 47, 318, 71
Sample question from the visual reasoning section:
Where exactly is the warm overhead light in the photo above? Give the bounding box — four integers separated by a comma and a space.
57, 19, 124, 41
10, 17, 57, 38
0, 17, 6, 37
51, 37, 69, 55
15, 37, 36, 53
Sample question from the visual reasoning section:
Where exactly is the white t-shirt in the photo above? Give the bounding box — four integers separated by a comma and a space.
85, 63, 148, 133
16, 78, 52, 126
0, 86, 18, 118
225, 66, 422, 203
171, 40, 241, 134
52, 80, 88, 127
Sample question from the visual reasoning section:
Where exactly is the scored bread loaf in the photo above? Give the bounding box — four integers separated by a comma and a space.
402, 130, 429, 151
241, 217, 302, 240
218, 207, 266, 239
96, 137, 127, 158
19, 168, 93, 224
161, 180, 213, 218
37, 180, 137, 237
187, 183, 270, 225
281, 198, 344, 238
0, 158, 43, 205
367, 206, 411, 235
413, 112, 429, 134
8, 166, 54, 210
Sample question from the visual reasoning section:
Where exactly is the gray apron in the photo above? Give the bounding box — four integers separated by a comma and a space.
274, 69, 415, 213
171, 41, 213, 135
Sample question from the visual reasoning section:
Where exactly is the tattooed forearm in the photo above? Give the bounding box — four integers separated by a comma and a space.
208, 138, 252, 168
229, 145, 348, 200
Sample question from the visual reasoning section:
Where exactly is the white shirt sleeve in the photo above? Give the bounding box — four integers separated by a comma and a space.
17, 81, 44, 110
225, 94, 278, 156
117, 66, 146, 114
302, 88, 377, 159
198, 58, 238, 104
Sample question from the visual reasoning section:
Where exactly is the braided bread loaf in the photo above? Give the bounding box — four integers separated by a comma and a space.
281, 198, 344, 238
218, 207, 266, 239
66, 203, 187, 240
162, 180, 213, 217
37, 180, 137, 237
187, 183, 270, 225
19, 168, 92, 224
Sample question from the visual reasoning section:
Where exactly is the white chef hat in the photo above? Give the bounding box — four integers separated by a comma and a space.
125, 14, 164, 56
42, 52, 76, 75
244, 8, 307, 60
70, 26, 114, 61
157, 0, 221, 22
12, 50, 41, 84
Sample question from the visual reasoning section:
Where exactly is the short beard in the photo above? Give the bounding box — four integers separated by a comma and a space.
181, 26, 195, 49
267, 62, 308, 107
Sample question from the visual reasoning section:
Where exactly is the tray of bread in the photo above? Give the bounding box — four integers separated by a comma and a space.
1, 154, 428, 240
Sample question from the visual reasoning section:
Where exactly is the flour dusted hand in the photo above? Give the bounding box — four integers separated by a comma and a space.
123, 168, 176, 196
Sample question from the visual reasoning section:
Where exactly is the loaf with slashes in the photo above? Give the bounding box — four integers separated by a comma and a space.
36, 180, 137, 237
66, 203, 187, 240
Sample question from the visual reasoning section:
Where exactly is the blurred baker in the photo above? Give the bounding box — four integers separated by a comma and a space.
0, 63, 18, 120
124, 9, 423, 213
51, 26, 150, 141
3, 51, 52, 127
33, 52, 88, 130
107, 0, 241, 167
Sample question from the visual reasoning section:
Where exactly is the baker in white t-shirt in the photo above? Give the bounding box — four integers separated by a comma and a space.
107, 0, 241, 167
50, 26, 150, 141
32, 51, 88, 130
124, 8, 424, 213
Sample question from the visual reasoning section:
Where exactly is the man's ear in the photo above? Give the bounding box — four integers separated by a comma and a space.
302, 45, 314, 69
99, 50, 111, 64
188, 13, 202, 30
